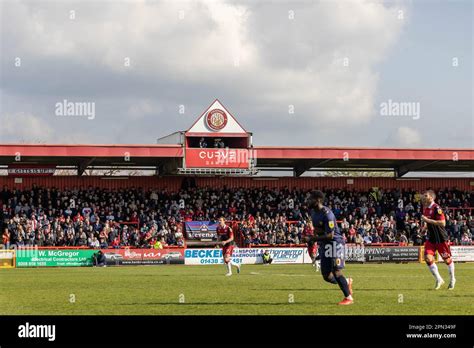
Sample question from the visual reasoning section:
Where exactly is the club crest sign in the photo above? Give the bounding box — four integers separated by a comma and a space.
206, 109, 227, 131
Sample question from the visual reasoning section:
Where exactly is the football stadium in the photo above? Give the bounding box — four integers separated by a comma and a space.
1, 99, 473, 316
1, 0, 473, 345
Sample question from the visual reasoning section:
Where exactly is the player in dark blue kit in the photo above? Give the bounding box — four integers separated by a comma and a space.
309, 190, 354, 305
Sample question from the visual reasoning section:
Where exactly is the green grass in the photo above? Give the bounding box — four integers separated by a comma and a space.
1, 263, 473, 315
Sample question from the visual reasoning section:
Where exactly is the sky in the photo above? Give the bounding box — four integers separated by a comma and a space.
0, 0, 472, 149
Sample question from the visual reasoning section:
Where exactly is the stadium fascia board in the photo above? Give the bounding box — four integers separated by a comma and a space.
0, 144, 472, 161
0, 144, 183, 158
0, 144, 472, 173
253, 147, 473, 161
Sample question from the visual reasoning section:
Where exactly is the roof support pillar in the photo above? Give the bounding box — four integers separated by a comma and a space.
293, 159, 333, 177
78, 158, 96, 175
395, 160, 439, 177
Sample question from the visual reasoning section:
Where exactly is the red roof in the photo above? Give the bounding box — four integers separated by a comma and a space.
0, 144, 472, 175
254, 146, 473, 160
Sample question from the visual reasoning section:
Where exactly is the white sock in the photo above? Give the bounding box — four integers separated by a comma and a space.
428, 263, 442, 281
230, 260, 239, 268
226, 262, 232, 274
346, 295, 353, 300
447, 262, 455, 281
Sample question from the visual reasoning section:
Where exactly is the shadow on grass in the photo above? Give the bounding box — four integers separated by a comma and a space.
249, 288, 338, 291
124, 274, 226, 277
119, 302, 303, 306
253, 288, 422, 291
438, 294, 474, 298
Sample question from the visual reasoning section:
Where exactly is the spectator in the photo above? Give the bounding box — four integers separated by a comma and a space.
363, 232, 372, 245
461, 232, 471, 245
176, 236, 185, 247
89, 236, 100, 248
262, 250, 273, 265
398, 232, 409, 245
2, 228, 10, 249
77, 229, 87, 246
199, 137, 207, 148
110, 236, 120, 248
355, 233, 364, 245
99, 237, 108, 249
0, 186, 471, 248
93, 250, 106, 267
152, 237, 164, 249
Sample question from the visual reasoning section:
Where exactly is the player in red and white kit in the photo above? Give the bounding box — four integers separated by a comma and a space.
216, 217, 241, 276
302, 220, 319, 271
421, 190, 456, 290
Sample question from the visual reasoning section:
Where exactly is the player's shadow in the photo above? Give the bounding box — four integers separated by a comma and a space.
257, 288, 420, 291
438, 294, 474, 297
347, 288, 425, 291
120, 302, 298, 306
250, 288, 338, 291
124, 274, 232, 277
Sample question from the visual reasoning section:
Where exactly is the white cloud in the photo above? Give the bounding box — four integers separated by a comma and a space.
394, 126, 422, 147
127, 99, 159, 119
1, 0, 408, 143
0, 112, 53, 142
0, 111, 96, 144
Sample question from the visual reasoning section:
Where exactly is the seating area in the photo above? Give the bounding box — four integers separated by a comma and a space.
1, 185, 472, 249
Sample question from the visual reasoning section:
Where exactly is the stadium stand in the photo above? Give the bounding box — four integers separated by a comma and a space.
1, 185, 472, 249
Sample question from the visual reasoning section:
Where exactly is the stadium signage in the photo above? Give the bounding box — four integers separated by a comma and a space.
123, 249, 142, 259
142, 251, 161, 258
185, 148, 251, 169
450, 246, 474, 262
183, 246, 422, 265
185, 221, 219, 243
206, 109, 228, 131
0, 250, 15, 259
345, 246, 420, 263
103, 248, 185, 265
185, 247, 308, 265
193, 232, 214, 239
16, 249, 96, 267
186, 249, 221, 258
364, 247, 391, 261
15, 248, 186, 267
269, 248, 305, 262
8, 164, 56, 176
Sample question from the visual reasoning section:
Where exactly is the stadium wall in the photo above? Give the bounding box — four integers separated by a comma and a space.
0, 176, 472, 191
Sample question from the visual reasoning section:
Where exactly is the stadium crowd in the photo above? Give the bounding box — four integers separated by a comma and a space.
0, 185, 473, 249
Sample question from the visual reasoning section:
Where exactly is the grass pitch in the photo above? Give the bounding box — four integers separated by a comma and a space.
1, 263, 473, 315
